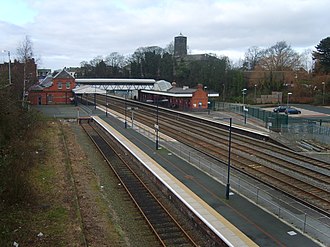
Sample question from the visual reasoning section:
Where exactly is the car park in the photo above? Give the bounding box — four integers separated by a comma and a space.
273, 106, 287, 113
285, 108, 301, 114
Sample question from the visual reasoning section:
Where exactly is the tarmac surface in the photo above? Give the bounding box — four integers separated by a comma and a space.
32, 104, 328, 247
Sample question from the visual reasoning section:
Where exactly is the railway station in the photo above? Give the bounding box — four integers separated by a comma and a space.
33, 99, 329, 247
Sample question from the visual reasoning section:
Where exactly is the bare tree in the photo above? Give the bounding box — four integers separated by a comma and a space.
90, 55, 104, 67
105, 52, 125, 68
243, 46, 263, 70
259, 41, 301, 71
300, 49, 313, 72
16, 35, 34, 63
164, 41, 174, 55
16, 35, 36, 105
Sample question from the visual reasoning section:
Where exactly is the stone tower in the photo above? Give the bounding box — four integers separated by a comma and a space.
174, 33, 187, 57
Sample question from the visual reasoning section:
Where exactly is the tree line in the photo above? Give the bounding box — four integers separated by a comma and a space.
1, 36, 329, 105
75, 37, 330, 103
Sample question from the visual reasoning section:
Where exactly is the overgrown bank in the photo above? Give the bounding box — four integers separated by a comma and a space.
0, 116, 84, 246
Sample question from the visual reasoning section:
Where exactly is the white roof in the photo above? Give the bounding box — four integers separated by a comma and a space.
72, 85, 106, 94
76, 78, 156, 84
153, 80, 172, 91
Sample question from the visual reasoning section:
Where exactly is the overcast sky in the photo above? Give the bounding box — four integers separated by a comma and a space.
1, 0, 329, 70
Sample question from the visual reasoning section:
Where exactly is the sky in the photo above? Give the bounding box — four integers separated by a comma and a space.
0, 0, 329, 71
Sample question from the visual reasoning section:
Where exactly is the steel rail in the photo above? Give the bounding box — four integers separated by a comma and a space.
80, 121, 199, 246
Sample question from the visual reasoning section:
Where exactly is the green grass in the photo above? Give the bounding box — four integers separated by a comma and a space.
0, 120, 78, 246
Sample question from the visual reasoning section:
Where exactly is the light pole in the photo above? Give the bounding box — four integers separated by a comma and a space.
225, 118, 232, 200
242, 88, 247, 105
127, 107, 138, 129
146, 98, 168, 150
287, 92, 292, 108
155, 98, 160, 150
242, 88, 247, 124
124, 93, 128, 128
105, 90, 108, 116
322, 82, 325, 105
254, 84, 257, 103
94, 85, 97, 109
2, 50, 11, 85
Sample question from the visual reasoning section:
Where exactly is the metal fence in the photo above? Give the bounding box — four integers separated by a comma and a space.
130, 122, 329, 246
215, 102, 330, 145
214, 102, 288, 131
282, 122, 330, 145
158, 138, 330, 246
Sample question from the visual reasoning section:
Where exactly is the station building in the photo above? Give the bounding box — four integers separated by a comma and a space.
28, 69, 76, 105
139, 81, 219, 111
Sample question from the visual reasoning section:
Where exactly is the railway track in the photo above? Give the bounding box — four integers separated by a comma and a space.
84, 94, 330, 215
80, 120, 200, 246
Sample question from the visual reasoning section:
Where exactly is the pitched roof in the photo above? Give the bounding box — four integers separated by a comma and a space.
53, 68, 75, 79
40, 74, 53, 87
29, 84, 44, 91
152, 80, 172, 91
167, 87, 196, 94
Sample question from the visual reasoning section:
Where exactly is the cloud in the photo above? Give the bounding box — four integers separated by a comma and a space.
0, 0, 329, 70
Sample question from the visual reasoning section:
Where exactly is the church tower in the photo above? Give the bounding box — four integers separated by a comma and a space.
174, 33, 187, 57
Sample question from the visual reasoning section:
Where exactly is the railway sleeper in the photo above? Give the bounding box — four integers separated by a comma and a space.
143, 205, 164, 211
157, 228, 183, 235
167, 237, 191, 245
161, 235, 187, 244
153, 222, 176, 229
149, 212, 172, 219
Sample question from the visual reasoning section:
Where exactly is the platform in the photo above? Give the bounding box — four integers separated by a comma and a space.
94, 116, 257, 247
32, 104, 326, 246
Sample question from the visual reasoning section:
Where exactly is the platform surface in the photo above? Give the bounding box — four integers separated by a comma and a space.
93, 114, 321, 247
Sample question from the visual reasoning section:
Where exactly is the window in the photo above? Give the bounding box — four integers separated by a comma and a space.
66, 81, 70, 89
58, 82, 62, 89
47, 94, 53, 103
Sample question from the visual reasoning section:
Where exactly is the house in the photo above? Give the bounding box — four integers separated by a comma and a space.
28, 68, 76, 105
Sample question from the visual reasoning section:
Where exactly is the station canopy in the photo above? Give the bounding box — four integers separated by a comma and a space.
75, 78, 156, 91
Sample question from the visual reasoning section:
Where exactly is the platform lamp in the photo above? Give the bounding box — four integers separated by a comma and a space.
242, 88, 247, 105
287, 92, 292, 108
105, 90, 108, 117
155, 98, 169, 150
156, 98, 160, 150
224, 118, 232, 200
242, 88, 247, 124
322, 82, 325, 105
94, 85, 97, 109
124, 93, 127, 128
2, 50, 11, 85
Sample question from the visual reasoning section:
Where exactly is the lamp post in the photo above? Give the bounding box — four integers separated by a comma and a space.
146, 98, 168, 150
155, 98, 160, 150
94, 85, 97, 109
242, 88, 247, 124
2, 50, 11, 85
127, 107, 138, 129
242, 88, 247, 105
254, 84, 257, 103
105, 90, 108, 116
322, 82, 325, 105
287, 92, 292, 108
124, 93, 128, 128
225, 117, 233, 200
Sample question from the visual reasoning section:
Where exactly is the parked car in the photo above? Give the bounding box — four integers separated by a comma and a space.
285, 108, 301, 114
273, 106, 287, 113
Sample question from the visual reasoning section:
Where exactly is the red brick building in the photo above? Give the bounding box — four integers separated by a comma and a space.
139, 83, 218, 110
28, 69, 76, 105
